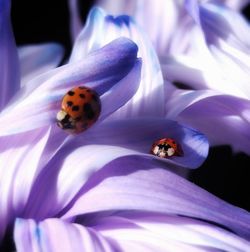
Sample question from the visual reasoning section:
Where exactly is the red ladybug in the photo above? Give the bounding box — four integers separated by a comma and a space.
56, 86, 101, 134
150, 138, 183, 158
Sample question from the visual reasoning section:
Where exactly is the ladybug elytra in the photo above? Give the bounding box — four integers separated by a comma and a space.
150, 138, 183, 158
56, 86, 101, 134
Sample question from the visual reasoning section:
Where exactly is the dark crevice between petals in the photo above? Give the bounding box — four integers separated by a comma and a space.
0, 227, 15, 252
242, 4, 250, 21
173, 81, 194, 90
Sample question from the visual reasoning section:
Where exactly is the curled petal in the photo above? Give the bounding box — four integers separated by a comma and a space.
166, 90, 250, 154
14, 218, 116, 252
99, 61, 142, 120
0, 0, 20, 111
70, 7, 165, 118
165, 1, 250, 100
0, 38, 140, 136
18, 43, 64, 86
75, 118, 209, 169
63, 157, 250, 240
162, 39, 250, 99
21, 119, 208, 220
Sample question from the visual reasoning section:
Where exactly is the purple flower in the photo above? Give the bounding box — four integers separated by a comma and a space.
69, 7, 165, 119
0, 1, 249, 251
163, 1, 250, 154
13, 157, 250, 251
97, 0, 250, 154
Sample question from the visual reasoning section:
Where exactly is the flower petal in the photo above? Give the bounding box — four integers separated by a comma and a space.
167, 92, 250, 154
21, 119, 208, 220
63, 157, 250, 240
164, 1, 250, 99
89, 213, 250, 251
18, 43, 64, 86
223, 0, 250, 10
68, 0, 82, 41
199, 2, 250, 48
97, 0, 181, 56
14, 218, 116, 252
0, 127, 51, 241
0, 38, 140, 136
73, 118, 209, 169
70, 7, 165, 118
0, 0, 20, 111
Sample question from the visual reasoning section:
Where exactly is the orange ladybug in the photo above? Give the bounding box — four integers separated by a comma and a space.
150, 138, 183, 158
56, 86, 101, 134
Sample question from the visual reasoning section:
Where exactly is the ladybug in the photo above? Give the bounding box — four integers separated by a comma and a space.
56, 86, 101, 134
150, 138, 183, 158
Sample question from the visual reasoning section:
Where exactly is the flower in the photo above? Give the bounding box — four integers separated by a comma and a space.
13, 157, 250, 251
1, 1, 250, 251
163, 0, 250, 154
97, 0, 250, 154
69, 7, 165, 119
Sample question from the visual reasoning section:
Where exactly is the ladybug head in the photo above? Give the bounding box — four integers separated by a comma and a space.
56, 110, 76, 130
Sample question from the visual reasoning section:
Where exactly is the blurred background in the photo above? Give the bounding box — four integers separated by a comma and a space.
11, 0, 250, 211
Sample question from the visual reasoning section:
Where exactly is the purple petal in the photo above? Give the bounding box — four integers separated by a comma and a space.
89, 213, 250, 251
68, 0, 82, 41
96, 0, 136, 15
18, 43, 64, 86
224, 0, 250, 10
14, 218, 116, 252
167, 92, 250, 154
96, 0, 181, 56
21, 119, 208, 220
63, 157, 250, 240
162, 42, 250, 99
199, 2, 250, 48
14, 214, 250, 252
74, 118, 209, 169
0, 38, 140, 136
0, 127, 51, 241
0, 0, 20, 111
185, 0, 250, 49
99, 61, 142, 120
70, 7, 165, 118
185, 0, 201, 25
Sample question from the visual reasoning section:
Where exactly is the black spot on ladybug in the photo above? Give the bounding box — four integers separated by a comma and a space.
163, 144, 171, 151
79, 94, 85, 99
68, 91, 75, 96
86, 89, 91, 93
83, 103, 95, 119
158, 144, 171, 152
72, 105, 80, 111
67, 101, 73, 106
